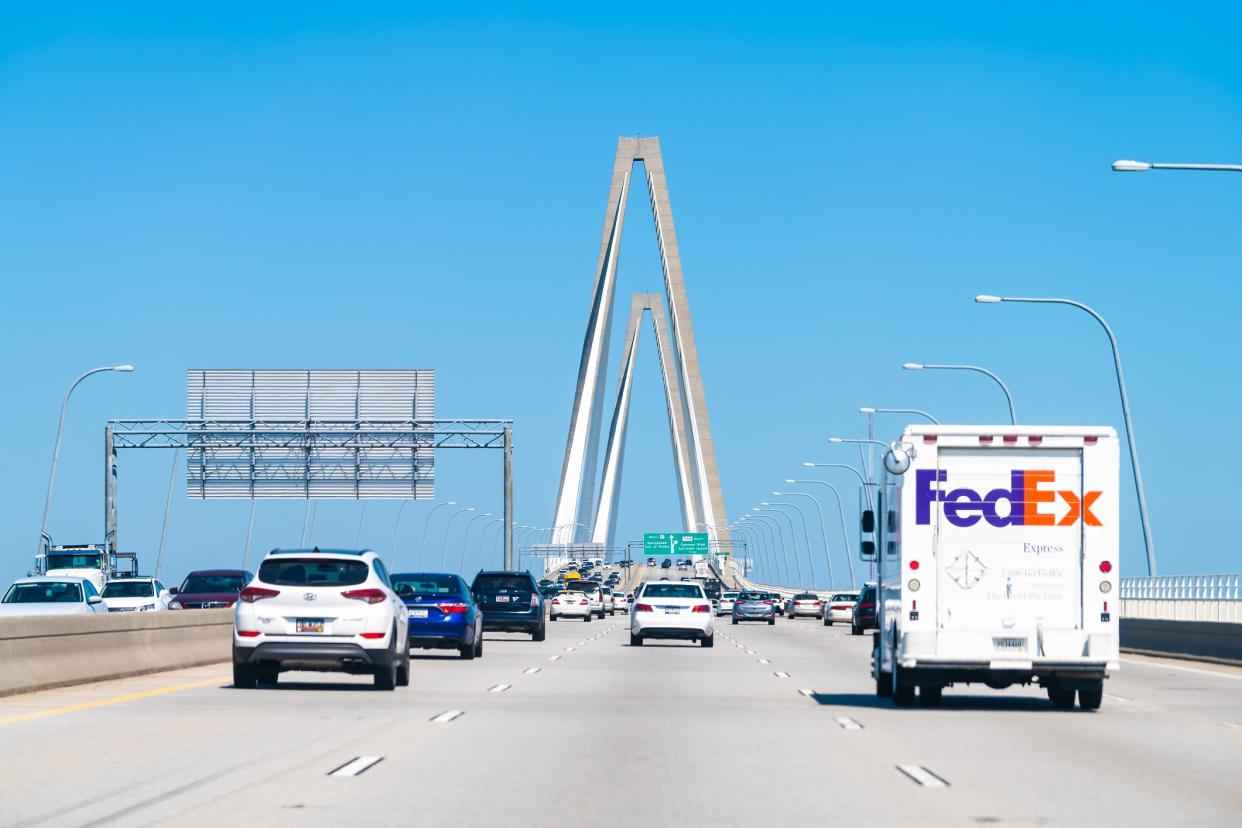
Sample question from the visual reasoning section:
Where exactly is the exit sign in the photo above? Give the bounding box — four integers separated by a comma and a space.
643, 533, 709, 556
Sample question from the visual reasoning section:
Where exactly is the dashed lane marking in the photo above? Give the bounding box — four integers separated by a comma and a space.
1105, 693, 1130, 703
523, 667, 541, 675
430, 710, 465, 723
773, 671, 791, 679
835, 716, 864, 730
746, 650, 757, 655
798, 688, 815, 697
328, 756, 384, 777
564, 647, 576, 652
897, 765, 949, 788
758, 659, 771, 665
548, 655, 562, 661
488, 683, 512, 693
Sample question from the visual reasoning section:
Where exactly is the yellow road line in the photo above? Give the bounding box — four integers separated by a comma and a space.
0, 676, 227, 727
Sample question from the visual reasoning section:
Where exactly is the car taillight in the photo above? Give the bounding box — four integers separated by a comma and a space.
236, 630, 261, 637
239, 586, 279, 603
692, 604, 710, 613
530, 594, 540, 607
551, 598, 561, 605
438, 602, 469, 614
761, 600, 772, 606
859, 601, 874, 609
342, 588, 387, 604
635, 603, 654, 612
735, 600, 745, 606
580, 599, 589, 605
359, 631, 386, 639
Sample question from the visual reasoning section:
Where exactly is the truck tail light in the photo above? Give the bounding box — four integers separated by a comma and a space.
909, 560, 920, 570
1099, 561, 1112, 573
979, 435, 994, 444
239, 586, 279, 603
1028, 435, 1043, 444
1002, 435, 1018, 444
923, 435, 937, 444
1085, 435, 1098, 445
342, 588, 387, 604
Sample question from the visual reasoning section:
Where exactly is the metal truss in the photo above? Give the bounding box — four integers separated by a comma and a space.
108, 419, 511, 450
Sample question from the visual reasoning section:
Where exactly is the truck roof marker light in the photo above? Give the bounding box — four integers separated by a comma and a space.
1028, 435, 1043, 445
923, 435, 937, 444
1003, 435, 1018, 444
1084, 435, 1098, 445
909, 560, 920, 570
979, 435, 994, 444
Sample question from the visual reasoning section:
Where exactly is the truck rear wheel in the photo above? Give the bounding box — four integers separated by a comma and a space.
1047, 681, 1076, 710
1078, 681, 1103, 711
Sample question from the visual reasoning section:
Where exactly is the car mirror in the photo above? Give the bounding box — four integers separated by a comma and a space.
88, 595, 103, 604
169, 587, 179, 595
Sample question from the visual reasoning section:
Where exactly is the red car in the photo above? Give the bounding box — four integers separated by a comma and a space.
168, 569, 253, 609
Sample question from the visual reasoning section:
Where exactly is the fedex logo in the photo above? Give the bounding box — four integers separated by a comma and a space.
915, 469, 1102, 528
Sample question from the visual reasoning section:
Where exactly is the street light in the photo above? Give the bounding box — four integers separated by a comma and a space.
767, 499, 819, 588
390, 501, 412, 568
773, 491, 835, 588
1112, 159, 1242, 173
744, 513, 788, 585
975, 293, 1157, 576
786, 479, 855, 585
859, 406, 940, 425
733, 522, 765, 579
406, 500, 456, 569
439, 507, 475, 570
474, 517, 505, 572
902, 362, 1017, 425
460, 512, 493, 571
39, 364, 134, 554
757, 505, 803, 587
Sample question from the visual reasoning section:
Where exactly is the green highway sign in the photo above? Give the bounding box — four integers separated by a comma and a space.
643, 532, 709, 556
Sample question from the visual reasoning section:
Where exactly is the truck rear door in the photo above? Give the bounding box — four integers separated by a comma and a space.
932, 447, 1084, 632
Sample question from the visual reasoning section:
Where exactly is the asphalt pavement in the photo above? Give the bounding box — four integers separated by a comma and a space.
1, 599, 1240, 826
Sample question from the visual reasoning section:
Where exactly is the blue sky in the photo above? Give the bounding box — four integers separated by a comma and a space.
2, 2, 1240, 587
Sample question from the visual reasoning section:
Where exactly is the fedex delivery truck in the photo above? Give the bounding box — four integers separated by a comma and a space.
868, 425, 1120, 710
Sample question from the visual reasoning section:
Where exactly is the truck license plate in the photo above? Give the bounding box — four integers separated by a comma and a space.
297, 618, 325, 633
992, 636, 1026, 651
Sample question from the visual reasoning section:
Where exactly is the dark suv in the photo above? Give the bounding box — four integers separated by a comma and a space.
471, 571, 546, 641
852, 584, 878, 635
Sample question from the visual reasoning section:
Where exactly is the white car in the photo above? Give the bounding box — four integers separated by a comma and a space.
822, 590, 860, 626
788, 593, 824, 619
716, 591, 738, 616
101, 577, 172, 612
232, 548, 410, 690
630, 581, 715, 647
563, 581, 605, 619
0, 577, 107, 617
549, 589, 592, 621
613, 592, 630, 613
600, 586, 617, 615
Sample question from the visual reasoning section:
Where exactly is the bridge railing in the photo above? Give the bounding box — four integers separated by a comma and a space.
1120, 575, 1242, 623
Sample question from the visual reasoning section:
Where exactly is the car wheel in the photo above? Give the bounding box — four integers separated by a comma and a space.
257, 667, 279, 686
731, 617, 738, 625
1046, 680, 1075, 709
459, 640, 476, 660
397, 652, 411, 687
584, 613, 592, 623
767, 616, 775, 625
851, 623, 862, 636
701, 635, 714, 648
532, 626, 546, 642
232, 661, 257, 689
550, 614, 558, 622
374, 636, 398, 691
630, 632, 643, 646
1078, 681, 1104, 711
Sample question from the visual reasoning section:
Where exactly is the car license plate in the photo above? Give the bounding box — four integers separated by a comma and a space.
297, 618, 325, 633
664, 608, 680, 615
408, 609, 428, 619
496, 595, 511, 602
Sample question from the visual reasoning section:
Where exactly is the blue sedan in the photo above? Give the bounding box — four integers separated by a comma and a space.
391, 572, 483, 659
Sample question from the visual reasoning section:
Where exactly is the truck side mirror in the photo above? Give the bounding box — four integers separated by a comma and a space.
860, 510, 875, 534
860, 540, 876, 561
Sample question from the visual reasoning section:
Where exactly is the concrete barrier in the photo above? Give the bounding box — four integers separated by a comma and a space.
0, 609, 232, 697
1120, 618, 1242, 665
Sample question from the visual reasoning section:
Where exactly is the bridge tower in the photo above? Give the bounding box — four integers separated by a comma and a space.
551, 137, 728, 548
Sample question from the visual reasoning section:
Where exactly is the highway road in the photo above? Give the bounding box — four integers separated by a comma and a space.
1, 608, 1240, 826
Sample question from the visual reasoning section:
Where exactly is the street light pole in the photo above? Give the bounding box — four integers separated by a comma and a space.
746, 513, 788, 585
775, 490, 835, 588
460, 511, 492, 573
757, 506, 802, 587
902, 362, 1017, 425
1112, 160, 1242, 173
860, 406, 940, 425
440, 507, 476, 570
407, 500, 455, 569
787, 479, 855, 585
39, 364, 134, 554
976, 294, 1157, 576
766, 501, 817, 588
390, 501, 411, 568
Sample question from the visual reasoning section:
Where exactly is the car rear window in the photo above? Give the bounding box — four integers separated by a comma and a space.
642, 584, 704, 599
102, 581, 155, 598
473, 574, 534, 592
831, 593, 858, 602
794, 593, 818, 600
258, 558, 369, 587
391, 574, 461, 598
739, 592, 769, 601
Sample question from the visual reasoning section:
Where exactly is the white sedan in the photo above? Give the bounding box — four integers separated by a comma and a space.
0, 577, 107, 617
823, 590, 860, 625
613, 592, 630, 613
630, 581, 714, 647
549, 590, 592, 621
101, 577, 173, 612
716, 591, 738, 616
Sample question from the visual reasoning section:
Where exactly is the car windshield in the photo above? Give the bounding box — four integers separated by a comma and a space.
3, 582, 83, 603
831, 593, 858, 602
474, 575, 533, 592
392, 574, 461, 598
643, 584, 703, 599
45, 553, 103, 570
102, 581, 154, 598
739, 592, 769, 601
257, 558, 368, 587
179, 574, 246, 594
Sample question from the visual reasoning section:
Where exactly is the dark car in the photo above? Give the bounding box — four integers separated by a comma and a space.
539, 583, 562, 599
852, 584, 878, 635
169, 569, 252, 609
392, 572, 483, 659
660, 559, 673, 570
732, 591, 776, 624
471, 571, 546, 641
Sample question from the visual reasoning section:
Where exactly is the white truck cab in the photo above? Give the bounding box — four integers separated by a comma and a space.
36, 544, 139, 595
869, 425, 1120, 710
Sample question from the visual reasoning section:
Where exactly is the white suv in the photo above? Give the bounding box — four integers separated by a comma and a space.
630, 580, 715, 647
232, 548, 410, 690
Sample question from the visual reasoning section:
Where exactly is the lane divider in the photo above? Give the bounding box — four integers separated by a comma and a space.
328, 756, 384, 777
798, 688, 815, 697
430, 710, 465, 723
0, 675, 227, 728
548, 655, 562, 661
835, 716, 864, 730
523, 667, 541, 675
773, 671, 791, 679
758, 659, 771, 665
897, 765, 949, 788
488, 684, 512, 693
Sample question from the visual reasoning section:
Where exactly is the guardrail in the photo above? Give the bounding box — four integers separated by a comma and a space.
1120, 575, 1242, 623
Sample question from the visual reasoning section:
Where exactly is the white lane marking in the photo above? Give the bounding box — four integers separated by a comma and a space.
578, 641, 588, 645
1105, 693, 1130, 702
746, 650, 757, 655
1121, 657, 1242, 681
548, 654, 562, 661
798, 688, 815, 697
1222, 721, 1242, 730
758, 658, 771, 665
430, 710, 465, 724
773, 671, 791, 679
523, 667, 541, 675
564, 647, 576, 652
835, 716, 863, 730
488, 683, 512, 693
897, 765, 949, 787
328, 756, 384, 777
